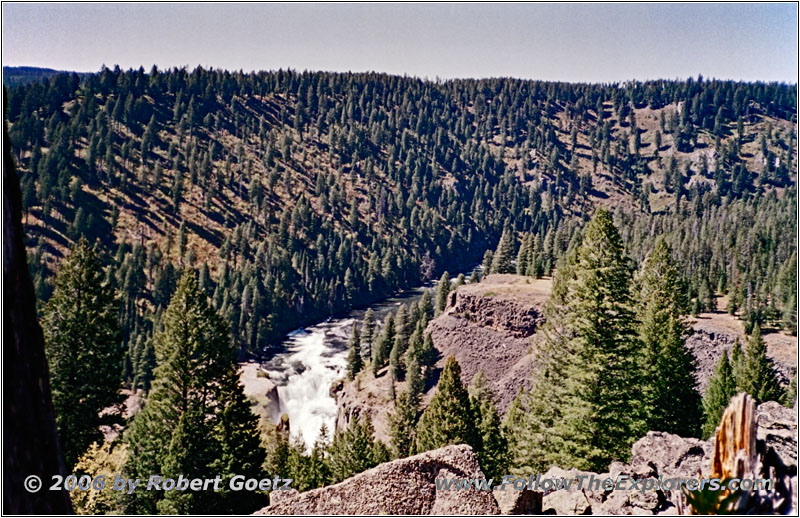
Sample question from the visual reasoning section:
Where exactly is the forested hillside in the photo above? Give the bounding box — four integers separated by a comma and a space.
4, 66, 797, 394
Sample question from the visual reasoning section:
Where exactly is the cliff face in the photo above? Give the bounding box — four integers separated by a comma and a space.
424, 274, 550, 413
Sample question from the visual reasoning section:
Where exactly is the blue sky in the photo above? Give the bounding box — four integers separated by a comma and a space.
2, 3, 797, 82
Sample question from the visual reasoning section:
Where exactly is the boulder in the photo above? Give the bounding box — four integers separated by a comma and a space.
256, 445, 500, 515
493, 486, 542, 515
757, 401, 798, 473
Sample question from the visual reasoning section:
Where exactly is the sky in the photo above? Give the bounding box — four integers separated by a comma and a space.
2, 3, 798, 83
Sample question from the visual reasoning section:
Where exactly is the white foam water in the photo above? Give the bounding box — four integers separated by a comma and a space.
261, 264, 480, 449
264, 319, 353, 449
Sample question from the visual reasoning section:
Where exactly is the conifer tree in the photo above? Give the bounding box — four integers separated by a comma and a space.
637, 238, 701, 437
42, 239, 123, 469
414, 357, 480, 455
557, 210, 645, 470
738, 325, 784, 403
469, 372, 509, 480
782, 369, 797, 408
372, 313, 394, 374
122, 272, 266, 514
390, 305, 410, 379
435, 272, 451, 315
361, 309, 376, 362
731, 338, 745, 387
516, 234, 531, 275
346, 322, 363, 380
481, 250, 493, 277
505, 248, 578, 472
389, 390, 418, 458
490, 229, 516, 274
418, 290, 434, 325
701, 353, 737, 439
328, 414, 386, 483
509, 210, 645, 472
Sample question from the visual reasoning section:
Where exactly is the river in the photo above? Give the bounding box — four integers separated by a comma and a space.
255, 267, 478, 448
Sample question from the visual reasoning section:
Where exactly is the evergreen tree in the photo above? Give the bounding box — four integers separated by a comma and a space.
328, 414, 386, 483
418, 290, 434, 325
372, 313, 394, 374
414, 357, 480, 455
782, 369, 797, 408
122, 272, 266, 514
490, 229, 516, 274
346, 322, 363, 380
435, 272, 451, 315
42, 239, 123, 469
481, 250, 493, 276
389, 390, 419, 458
637, 238, 701, 437
509, 210, 645, 472
738, 325, 784, 404
390, 305, 410, 380
516, 234, 531, 275
361, 309, 376, 363
731, 338, 745, 388
556, 210, 645, 470
469, 372, 509, 480
701, 353, 737, 439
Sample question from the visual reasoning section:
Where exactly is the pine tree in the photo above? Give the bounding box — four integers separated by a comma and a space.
738, 325, 784, 404
414, 357, 480, 455
390, 305, 410, 380
361, 309, 376, 362
701, 353, 737, 439
505, 248, 578, 472
510, 210, 646, 472
490, 229, 515, 274
782, 369, 797, 408
328, 414, 385, 483
558, 210, 645, 470
389, 390, 418, 458
435, 272, 451, 315
372, 313, 394, 374
637, 238, 701, 437
122, 272, 266, 514
481, 250, 493, 276
469, 372, 509, 480
731, 338, 745, 387
516, 234, 531, 275
418, 290, 434, 325
42, 239, 123, 469
346, 322, 363, 380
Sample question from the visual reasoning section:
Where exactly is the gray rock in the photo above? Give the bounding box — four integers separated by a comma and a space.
757, 401, 798, 472
493, 486, 542, 514
256, 444, 500, 515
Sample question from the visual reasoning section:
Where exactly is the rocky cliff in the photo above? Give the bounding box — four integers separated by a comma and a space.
425, 275, 549, 413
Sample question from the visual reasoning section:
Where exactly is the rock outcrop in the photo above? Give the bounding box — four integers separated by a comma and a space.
425, 275, 550, 413
537, 399, 796, 515
239, 363, 281, 423
256, 445, 500, 515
